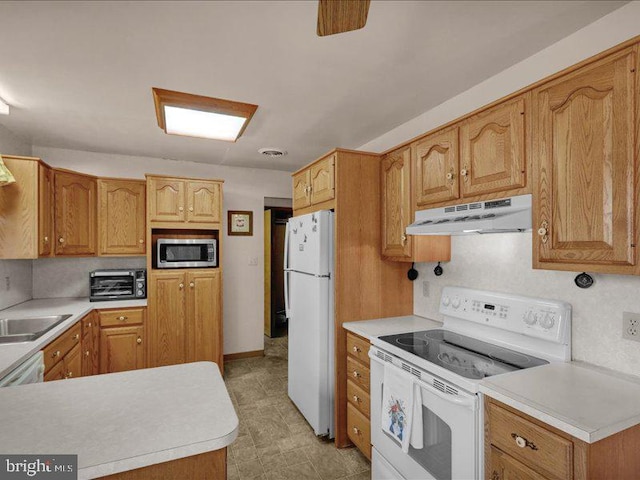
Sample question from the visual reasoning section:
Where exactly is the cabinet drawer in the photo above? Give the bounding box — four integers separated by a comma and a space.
43, 323, 81, 372
488, 403, 572, 480
346, 332, 370, 366
98, 307, 145, 327
347, 356, 370, 392
43, 359, 66, 382
81, 313, 96, 337
347, 403, 371, 460
347, 379, 370, 418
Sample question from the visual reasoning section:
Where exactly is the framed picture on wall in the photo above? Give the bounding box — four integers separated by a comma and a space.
228, 210, 253, 236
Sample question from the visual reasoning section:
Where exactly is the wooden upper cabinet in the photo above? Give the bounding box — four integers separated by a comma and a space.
98, 179, 146, 255
381, 147, 412, 259
533, 46, 637, 274
187, 181, 221, 224
187, 270, 222, 368
414, 128, 460, 207
38, 163, 53, 257
148, 177, 185, 222
310, 154, 335, 205
54, 170, 97, 256
459, 96, 527, 197
292, 169, 311, 210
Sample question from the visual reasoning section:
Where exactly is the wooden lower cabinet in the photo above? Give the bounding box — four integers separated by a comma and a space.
345, 331, 371, 460
98, 307, 146, 374
81, 311, 100, 376
485, 396, 640, 480
149, 270, 223, 371
43, 322, 81, 381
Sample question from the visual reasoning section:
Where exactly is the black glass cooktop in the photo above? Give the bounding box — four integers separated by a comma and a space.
378, 329, 548, 379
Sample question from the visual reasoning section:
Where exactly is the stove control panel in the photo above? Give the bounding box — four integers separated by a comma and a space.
439, 287, 571, 345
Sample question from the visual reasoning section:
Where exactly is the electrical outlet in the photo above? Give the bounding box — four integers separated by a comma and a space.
422, 280, 430, 298
4, 276, 9, 291
622, 312, 640, 342
248, 257, 259, 266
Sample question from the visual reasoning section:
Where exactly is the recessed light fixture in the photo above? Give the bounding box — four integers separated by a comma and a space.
259, 148, 287, 158
152, 88, 258, 142
0, 97, 9, 115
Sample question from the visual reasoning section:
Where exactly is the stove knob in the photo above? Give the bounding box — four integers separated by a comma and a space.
540, 314, 555, 330
137, 282, 143, 289
523, 311, 537, 325
452, 297, 460, 309
442, 296, 451, 307
137, 290, 143, 296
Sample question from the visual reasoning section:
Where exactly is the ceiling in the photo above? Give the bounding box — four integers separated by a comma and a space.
0, 1, 627, 172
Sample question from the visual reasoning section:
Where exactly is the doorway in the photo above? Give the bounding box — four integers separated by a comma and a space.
264, 207, 292, 338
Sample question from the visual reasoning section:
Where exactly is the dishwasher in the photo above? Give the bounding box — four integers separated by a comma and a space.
0, 351, 44, 387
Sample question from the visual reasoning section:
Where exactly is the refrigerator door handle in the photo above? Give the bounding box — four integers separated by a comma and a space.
284, 271, 291, 319
284, 220, 290, 271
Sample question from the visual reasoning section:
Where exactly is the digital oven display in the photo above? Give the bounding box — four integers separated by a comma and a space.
484, 304, 495, 310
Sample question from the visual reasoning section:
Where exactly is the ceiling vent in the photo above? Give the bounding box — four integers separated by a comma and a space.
259, 148, 287, 157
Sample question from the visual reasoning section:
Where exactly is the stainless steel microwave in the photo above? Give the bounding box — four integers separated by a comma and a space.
156, 238, 217, 268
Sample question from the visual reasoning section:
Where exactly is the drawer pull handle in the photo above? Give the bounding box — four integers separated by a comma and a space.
352, 370, 360, 378
87, 322, 92, 328
353, 395, 360, 403
511, 433, 538, 451
72, 334, 80, 341
137, 337, 142, 345
139, 239, 144, 244
118, 316, 128, 321
352, 345, 361, 353
85, 350, 90, 357
352, 427, 360, 435
51, 350, 61, 358
65, 371, 73, 379
58, 237, 65, 243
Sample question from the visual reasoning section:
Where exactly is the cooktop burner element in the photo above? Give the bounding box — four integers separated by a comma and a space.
378, 329, 548, 379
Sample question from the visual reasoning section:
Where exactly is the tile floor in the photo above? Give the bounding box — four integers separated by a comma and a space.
224, 335, 371, 480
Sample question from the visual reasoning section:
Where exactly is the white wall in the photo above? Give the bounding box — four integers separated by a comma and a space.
358, 2, 640, 377
0, 124, 33, 310
32, 146, 291, 355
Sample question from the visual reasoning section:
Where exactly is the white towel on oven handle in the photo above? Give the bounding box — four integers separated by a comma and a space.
381, 363, 424, 453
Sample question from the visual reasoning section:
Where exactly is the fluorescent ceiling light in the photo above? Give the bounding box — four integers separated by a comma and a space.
164, 106, 246, 141
152, 88, 258, 142
0, 97, 9, 115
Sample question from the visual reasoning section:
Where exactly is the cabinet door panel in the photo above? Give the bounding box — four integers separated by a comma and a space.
534, 47, 636, 271
98, 179, 146, 255
187, 181, 221, 224
149, 272, 187, 367
489, 447, 547, 480
460, 97, 526, 197
148, 178, 185, 222
310, 154, 335, 205
292, 170, 311, 210
63, 343, 82, 380
381, 147, 412, 258
414, 128, 459, 206
38, 164, 53, 257
54, 171, 97, 255
187, 270, 222, 369
100, 325, 145, 374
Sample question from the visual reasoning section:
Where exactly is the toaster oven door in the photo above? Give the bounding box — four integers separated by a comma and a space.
90, 272, 135, 300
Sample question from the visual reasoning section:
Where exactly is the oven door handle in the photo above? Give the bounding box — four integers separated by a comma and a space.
371, 353, 478, 410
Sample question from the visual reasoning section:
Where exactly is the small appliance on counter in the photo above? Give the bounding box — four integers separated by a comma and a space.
155, 238, 217, 268
90, 269, 147, 301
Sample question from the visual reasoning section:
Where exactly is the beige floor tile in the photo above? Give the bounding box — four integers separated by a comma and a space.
234, 445, 259, 464
281, 446, 309, 466
344, 472, 371, 480
260, 453, 289, 473
237, 459, 265, 479
304, 446, 350, 480
227, 463, 240, 480
265, 461, 321, 480
338, 447, 370, 475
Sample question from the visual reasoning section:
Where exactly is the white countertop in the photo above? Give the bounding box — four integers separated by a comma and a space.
0, 298, 147, 378
343, 315, 443, 341
480, 361, 640, 443
0, 361, 238, 479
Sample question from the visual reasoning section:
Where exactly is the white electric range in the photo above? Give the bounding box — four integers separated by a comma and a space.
369, 286, 572, 480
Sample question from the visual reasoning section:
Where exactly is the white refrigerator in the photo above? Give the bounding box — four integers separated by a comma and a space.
284, 210, 334, 438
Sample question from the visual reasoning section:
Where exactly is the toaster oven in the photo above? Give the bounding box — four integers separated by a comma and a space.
90, 269, 147, 302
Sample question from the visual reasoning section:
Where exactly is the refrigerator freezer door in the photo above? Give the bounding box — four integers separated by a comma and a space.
288, 270, 332, 436
287, 210, 332, 276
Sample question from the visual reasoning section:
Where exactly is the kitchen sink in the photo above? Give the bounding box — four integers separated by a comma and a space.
0, 315, 72, 344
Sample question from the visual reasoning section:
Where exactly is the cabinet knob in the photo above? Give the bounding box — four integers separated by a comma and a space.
189, 282, 195, 288
179, 283, 184, 289
51, 350, 60, 358
352, 427, 360, 435
65, 371, 73, 379
72, 334, 79, 341
401, 234, 407, 246
352, 370, 360, 378
353, 395, 360, 403
538, 220, 549, 244
118, 316, 127, 321
178, 206, 184, 212
352, 345, 361, 353
58, 237, 65, 243
139, 239, 144, 244
44, 236, 49, 243
446, 171, 454, 181
189, 206, 194, 212
511, 433, 538, 450
137, 337, 142, 344
85, 350, 90, 357
460, 167, 469, 181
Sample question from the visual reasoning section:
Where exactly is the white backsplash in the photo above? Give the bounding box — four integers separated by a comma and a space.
33, 257, 146, 299
414, 234, 640, 378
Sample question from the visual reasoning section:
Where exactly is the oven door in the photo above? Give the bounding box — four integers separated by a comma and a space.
370, 351, 479, 480
90, 272, 135, 300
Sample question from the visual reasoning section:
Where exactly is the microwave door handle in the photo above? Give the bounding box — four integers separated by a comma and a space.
369, 352, 477, 410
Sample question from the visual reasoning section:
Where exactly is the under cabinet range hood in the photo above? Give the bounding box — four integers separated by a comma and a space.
406, 194, 532, 235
